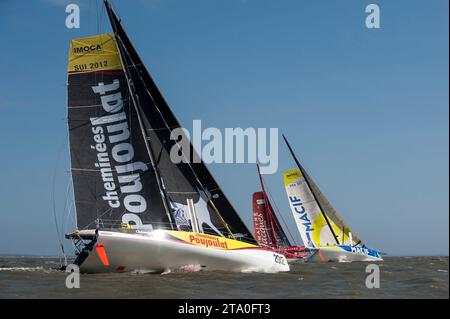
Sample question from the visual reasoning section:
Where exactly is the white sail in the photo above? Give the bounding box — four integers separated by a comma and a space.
284, 168, 342, 248
301, 166, 362, 246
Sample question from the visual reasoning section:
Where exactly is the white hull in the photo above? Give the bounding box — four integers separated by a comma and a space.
307, 246, 383, 262
75, 230, 290, 273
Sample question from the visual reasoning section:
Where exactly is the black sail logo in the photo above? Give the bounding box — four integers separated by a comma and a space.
73, 44, 103, 55
89, 79, 149, 227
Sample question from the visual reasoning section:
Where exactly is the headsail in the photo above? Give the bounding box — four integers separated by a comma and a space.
253, 164, 292, 248
252, 192, 291, 248
301, 167, 362, 245
284, 169, 338, 248
101, 1, 255, 241
252, 192, 278, 248
282, 134, 362, 247
67, 34, 170, 230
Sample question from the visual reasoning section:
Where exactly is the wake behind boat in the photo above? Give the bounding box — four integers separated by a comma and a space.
64, 1, 288, 273
282, 135, 383, 263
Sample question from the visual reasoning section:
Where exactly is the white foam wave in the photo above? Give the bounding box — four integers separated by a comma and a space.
0, 266, 44, 272
162, 264, 204, 274
240, 266, 280, 274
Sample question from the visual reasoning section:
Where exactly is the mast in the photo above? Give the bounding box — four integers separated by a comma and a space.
101, 0, 256, 242
104, 0, 175, 229
282, 134, 340, 245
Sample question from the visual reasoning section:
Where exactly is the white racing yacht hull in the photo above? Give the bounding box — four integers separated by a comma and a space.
307, 245, 383, 262
71, 229, 290, 273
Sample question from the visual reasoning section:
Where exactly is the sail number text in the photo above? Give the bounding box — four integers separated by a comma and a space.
73, 60, 108, 71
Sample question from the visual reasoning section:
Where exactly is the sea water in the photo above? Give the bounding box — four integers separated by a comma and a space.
0, 256, 447, 298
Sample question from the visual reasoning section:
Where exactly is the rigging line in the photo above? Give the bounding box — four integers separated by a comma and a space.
96, 0, 100, 35
115, 35, 235, 238
66, 50, 78, 241
61, 173, 71, 233
101, 4, 105, 34
52, 132, 69, 264
62, 175, 76, 237
265, 184, 298, 246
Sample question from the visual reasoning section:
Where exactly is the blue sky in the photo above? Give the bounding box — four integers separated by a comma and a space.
0, 0, 448, 256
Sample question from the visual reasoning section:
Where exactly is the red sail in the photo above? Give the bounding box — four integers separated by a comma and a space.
253, 164, 308, 259
252, 192, 278, 248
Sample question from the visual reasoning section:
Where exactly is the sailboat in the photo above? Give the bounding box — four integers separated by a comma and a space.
64, 0, 289, 273
281, 135, 383, 262
252, 165, 308, 259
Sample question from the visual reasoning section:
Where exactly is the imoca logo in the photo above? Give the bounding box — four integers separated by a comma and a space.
73, 44, 103, 55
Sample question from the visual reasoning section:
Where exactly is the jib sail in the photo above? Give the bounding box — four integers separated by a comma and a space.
252, 192, 291, 248
252, 192, 278, 248
253, 165, 291, 248
284, 168, 336, 248
301, 167, 362, 246
282, 134, 362, 247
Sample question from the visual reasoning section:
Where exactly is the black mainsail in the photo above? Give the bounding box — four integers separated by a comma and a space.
68, 34, 170, 230
67, 1, 255, 242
